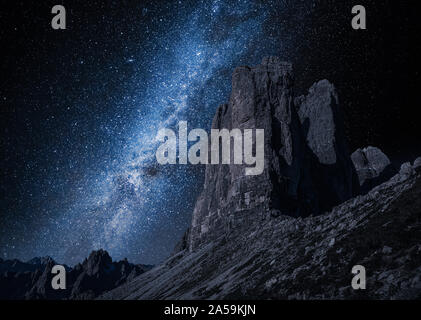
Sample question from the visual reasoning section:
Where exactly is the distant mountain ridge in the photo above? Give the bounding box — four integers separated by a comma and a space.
0, 256, 61, 274
26, 256, 56, 266
0, 250, 153, 300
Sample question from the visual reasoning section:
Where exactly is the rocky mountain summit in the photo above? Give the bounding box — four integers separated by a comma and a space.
351, 146, 397, 194
0, 256, 58, 274
189, 57, 359, 251
0, 250, 152, 300
100, 58, 421, 300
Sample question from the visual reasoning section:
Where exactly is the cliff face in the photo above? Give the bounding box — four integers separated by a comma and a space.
296, 80, 360, 212
189, 58, 358, 251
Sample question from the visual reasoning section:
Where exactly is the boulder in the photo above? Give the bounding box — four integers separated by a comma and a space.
351, 146, 396, 194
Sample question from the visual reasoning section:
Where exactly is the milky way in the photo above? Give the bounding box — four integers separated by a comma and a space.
2, 0, 309, 265
4, 0, 414, 266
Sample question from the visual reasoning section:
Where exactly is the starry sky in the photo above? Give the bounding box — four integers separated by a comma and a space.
0, 0, 419, 265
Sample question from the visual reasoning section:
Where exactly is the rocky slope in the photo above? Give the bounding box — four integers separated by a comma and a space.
100, 159, 421, 299
0, 250, 152, 300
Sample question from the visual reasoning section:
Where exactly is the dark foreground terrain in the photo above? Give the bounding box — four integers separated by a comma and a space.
100, 161, 421, 299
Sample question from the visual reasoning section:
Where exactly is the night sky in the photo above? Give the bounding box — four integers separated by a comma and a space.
0, 0, 419, 265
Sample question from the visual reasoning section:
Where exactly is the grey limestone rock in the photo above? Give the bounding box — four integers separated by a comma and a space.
413, 157, 421, 172
189, 57, 314, 251
351, 146, 396, 194
297, 79, 359, 211
188, 58, 358, 251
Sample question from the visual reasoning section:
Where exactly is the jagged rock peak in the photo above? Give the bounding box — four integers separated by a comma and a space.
351, 146, 396, 194
26, 256, 55, 266
189, 57, 306, 251
235, 56, 292, 73
187, 57, 358, 251
296, 79, 339, 165
0, 250, 151, 300
296, 78, 359, 211
83, 249, 113, 276
352, 146, 392, 176
259, 56, 293, 72
414, 157, 421, 170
